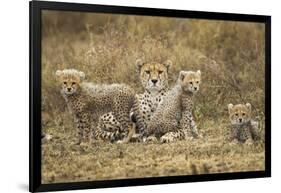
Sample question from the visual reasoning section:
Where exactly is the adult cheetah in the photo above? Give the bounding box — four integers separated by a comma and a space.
97, 59, 173, 142
131, 59, 173, 138
146, 70, 202, 143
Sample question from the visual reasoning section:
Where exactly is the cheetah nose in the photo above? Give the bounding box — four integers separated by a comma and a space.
67, 88, 71, 92
194, 87, 198, 91
151, 79, 158, 84
239, 118, 242, 122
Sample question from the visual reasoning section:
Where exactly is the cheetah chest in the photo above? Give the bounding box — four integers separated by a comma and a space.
233, 124, 252, 142
139, 91, 166, 123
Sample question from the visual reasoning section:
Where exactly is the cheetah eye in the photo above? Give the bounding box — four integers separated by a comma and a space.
196, 81, 199, 84
158, 70, 163, 74
235, 113, 238, 116
72, 82, 76, 85
145, 70, 150, 74
63, 82, 67, 85
189, 82, 193, 85
242, 113, 245, 116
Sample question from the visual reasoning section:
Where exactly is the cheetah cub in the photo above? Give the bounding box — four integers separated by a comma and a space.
146, 70, 201, 142
56, 69, 136, 144
227, 103, 260, 144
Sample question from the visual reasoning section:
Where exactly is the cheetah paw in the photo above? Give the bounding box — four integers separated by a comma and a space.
116, 140, 124, 144
160, 135, 175, 143
145, 136, 158, 143
245, 139, 254, 145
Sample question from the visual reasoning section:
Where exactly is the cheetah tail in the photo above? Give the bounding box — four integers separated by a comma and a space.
93, 128, 122, 142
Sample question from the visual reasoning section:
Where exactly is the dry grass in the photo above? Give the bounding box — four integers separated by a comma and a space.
42, 119, 264, 183
41, 10, 265, 183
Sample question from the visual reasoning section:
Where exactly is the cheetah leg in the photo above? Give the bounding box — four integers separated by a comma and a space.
250, 120, 261, 141
117, 123, 136, 144
227, 126, 239, 143
160, 128, 191, 143
244, 128, 254, 145
130, 132, 143, 142
188, 117, 199, 138
160, 133, 175, 143
144, 135, 158, 143
128, 104, 144, 143
160, 132, 180, 143
75, 112, 92, 145
131, 94, 147, 136
181, 110, 199, 138
99, 112, 122, 132
113, 100, 134, 143
94, 115, 124, 142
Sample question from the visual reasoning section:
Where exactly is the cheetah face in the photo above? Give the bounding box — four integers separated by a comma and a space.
228, 103, 251, 125
178, 70, 201, 94
136, 59, 172, 93
55, 69, 85, 95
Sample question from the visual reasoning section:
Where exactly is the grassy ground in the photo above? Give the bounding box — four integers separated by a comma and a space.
42, 118, 264, 183
41, 11, 265, 183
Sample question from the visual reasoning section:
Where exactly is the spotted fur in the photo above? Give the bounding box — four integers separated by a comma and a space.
131, 59, 172, 138
227, 103, 260, 143
96, 59, 172, 142
145, 70, 201, 143
56, 69, 135, 144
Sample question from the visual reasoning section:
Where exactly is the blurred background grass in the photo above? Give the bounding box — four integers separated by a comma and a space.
42, 10, 265, 127
41, 10, 265, 183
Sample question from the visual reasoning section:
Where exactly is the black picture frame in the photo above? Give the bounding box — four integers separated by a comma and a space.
29, 0, 271, 192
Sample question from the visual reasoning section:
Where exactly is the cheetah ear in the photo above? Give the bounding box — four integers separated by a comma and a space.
135, 59, 144, 72
228, 103, 234, 114
164, 60, 172, 72
179, 71, 187, 81
78, 71, 85, 80
55, 70, 63, 79
246, 103, 251, 112
197, 70, 201, 76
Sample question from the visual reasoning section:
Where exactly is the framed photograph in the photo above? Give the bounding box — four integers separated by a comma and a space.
30, 0, 271, 192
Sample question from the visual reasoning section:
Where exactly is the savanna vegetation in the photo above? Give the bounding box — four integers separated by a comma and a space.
41, 10, 265, 183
